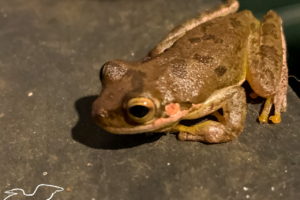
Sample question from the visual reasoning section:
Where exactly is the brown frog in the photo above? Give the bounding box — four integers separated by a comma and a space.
92, 0, 288, 143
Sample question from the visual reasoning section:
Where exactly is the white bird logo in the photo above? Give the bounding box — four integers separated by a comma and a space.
3, 184, 64, 200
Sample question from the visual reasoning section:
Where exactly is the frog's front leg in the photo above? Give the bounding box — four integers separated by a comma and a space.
175, 86, 246, 143
247, 11, 288, 124
149, 0, 239, 57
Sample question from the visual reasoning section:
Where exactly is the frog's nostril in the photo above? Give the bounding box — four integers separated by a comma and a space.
93, 108, 108, 120
98, 109, 108, 118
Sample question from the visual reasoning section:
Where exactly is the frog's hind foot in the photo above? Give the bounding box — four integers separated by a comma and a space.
258, 96, 278, 123
259, 90, 287, 124
259, 101, 284, 124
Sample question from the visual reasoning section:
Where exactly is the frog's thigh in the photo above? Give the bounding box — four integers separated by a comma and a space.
177, 86, 246, 143
247, 11, 288, 123
149, 0, 239, 56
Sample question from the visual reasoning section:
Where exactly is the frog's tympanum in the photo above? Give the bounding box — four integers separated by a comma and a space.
92, 0, 288, 143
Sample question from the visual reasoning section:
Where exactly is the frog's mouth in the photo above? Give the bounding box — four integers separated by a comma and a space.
98, 109, 189, 135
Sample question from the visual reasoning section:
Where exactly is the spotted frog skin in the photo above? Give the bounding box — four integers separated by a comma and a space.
92, 0, 288, 143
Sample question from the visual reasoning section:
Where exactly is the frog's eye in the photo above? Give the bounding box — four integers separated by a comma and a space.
100, 61, 127, 82
126, 97, 156, 124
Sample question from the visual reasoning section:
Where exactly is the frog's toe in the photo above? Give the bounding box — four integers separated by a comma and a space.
258, 113, 269, 123
269, 114, 281, 124
178, 132, 189, 141
178, 131, 205, 142
178, 132, 198, 141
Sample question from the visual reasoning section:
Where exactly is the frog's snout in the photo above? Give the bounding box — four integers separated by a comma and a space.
91, 98, 108, 124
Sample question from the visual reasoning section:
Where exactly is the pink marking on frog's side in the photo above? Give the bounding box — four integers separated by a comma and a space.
165, 103, 181, 116
153, 109, 188, 128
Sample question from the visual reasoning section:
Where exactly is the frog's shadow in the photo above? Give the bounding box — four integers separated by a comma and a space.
71, 96, 163, 150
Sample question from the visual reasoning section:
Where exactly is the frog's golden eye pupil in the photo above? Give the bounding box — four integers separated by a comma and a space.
129, 105, 149, 118
126, 97, 156, 124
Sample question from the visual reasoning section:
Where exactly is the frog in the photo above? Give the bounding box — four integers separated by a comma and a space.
92, 0, 288, 143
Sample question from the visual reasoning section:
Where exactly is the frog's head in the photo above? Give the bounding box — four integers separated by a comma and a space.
92, 60, 188, 134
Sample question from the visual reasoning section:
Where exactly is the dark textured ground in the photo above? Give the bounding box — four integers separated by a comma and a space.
0, 0, 299, 199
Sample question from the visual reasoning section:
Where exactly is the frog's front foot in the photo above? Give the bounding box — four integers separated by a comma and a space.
177, 121, 233, 143
176, 86, 246, 143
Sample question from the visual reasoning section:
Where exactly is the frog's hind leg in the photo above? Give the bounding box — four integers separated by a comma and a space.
149, 0, 239, 57
246, 11, 288, 124
176, 86, 247, 143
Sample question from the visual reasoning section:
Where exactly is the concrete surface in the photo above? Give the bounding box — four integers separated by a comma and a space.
0, 0, 299, 199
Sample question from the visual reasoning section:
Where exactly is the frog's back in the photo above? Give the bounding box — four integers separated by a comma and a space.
150, 11, 259, 104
